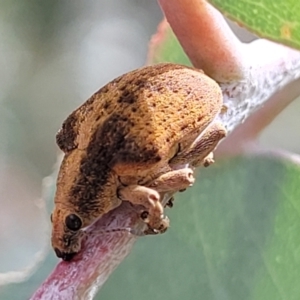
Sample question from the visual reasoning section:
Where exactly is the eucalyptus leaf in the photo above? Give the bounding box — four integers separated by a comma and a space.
99, 156, 300, 300
148, 23, 191, 66
209, 0, 300, 50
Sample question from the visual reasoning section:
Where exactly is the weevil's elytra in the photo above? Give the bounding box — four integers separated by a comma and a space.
51, 63, 227, 260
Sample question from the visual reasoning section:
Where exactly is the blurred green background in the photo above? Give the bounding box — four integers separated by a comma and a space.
0, 0, 300, 299
0, 0, 162, 276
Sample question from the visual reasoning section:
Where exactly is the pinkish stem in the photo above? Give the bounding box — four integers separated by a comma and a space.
217, 40, 300, 155
31, 202, 139, 300
158, 0, 246, 82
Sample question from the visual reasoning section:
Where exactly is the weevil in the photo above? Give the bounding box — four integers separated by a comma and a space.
51, 63, 226, 261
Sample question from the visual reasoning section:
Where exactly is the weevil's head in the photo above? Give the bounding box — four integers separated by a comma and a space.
50, 205, 86, 261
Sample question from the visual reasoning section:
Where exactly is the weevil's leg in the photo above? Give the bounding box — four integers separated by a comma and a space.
145, 169, 194, 212
118, 185, 169, 233
169, 121, 226, 168
147, 168, 195, 193
143, 216, 169, 235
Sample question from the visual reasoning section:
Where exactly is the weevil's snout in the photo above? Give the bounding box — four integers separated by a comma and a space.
54, 248, 77, 261
51, 207, 84, 261
52, 231, 82, 261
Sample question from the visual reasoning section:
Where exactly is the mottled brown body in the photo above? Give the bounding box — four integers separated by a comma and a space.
51, 63, 226, 261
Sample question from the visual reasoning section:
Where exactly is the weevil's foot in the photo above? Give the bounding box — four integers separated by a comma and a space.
191, 152, 215, 168
202, 152, 215, 167
165, 196, 174, 208
143, 215, 170, 235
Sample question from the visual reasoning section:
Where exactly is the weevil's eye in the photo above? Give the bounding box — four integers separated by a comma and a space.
65, 214, 82, 231
50, 213, 53, 223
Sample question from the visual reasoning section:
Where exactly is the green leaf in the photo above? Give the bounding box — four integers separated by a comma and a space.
148, 21, 191, 66
99, 156, 300, 300
208, 0, 300, 50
